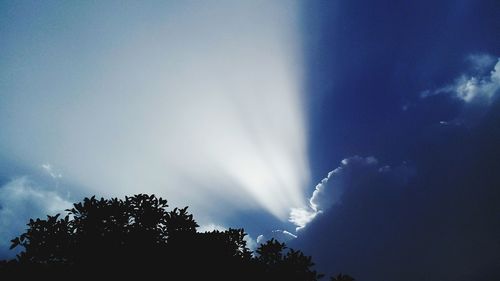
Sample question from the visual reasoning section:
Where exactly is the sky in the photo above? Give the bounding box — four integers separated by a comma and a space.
0, 1, 499, 280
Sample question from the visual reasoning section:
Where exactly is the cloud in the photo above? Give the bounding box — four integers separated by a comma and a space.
244, 235, 258, 252
255, 229, 297, 245
256, 234, 265, 244
467, 54, 497, 72
197, 223, 227, 233
454, 67, 499, 103
289, 208, 318, 231
41, 163, 62, 180
289, 156, 405, 230
291, 119, 500, 281
0, 177, 72, 259
310, 156, 378, 212
421, 55, 500, 104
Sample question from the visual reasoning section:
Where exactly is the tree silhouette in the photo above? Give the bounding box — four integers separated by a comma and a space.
331, 273, 355, 281
0, 194, 350, 280
256, 239, 324, 280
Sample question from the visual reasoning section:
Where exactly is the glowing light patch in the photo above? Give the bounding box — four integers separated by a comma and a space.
0, 1, 309, 222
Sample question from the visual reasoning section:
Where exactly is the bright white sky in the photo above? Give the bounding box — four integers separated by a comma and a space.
0, 1, 309, 223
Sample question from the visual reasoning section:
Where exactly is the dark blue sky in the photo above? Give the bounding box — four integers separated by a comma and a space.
304, 0, 499, 177
1, 1, 499, 280
294, 1, 499, 280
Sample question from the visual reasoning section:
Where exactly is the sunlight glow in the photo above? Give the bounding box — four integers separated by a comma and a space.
0, 1, 309, 221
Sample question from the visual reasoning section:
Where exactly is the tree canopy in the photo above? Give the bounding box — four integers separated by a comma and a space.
0, 194, 352, 280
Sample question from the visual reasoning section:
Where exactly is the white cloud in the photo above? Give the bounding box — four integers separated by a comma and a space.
244, 234, 258, 251
421, 56, 500, 104
281, 230, 298, 239
41, 163, 63, 179
255, 229, 297, 245
455, 72, 499, 103
290, 156, 414, 231
197, 223, 227, 233
290, 156, 379, 230
289, 207, 318, 230
0, 177, 72, 258
256, 234, 265, 244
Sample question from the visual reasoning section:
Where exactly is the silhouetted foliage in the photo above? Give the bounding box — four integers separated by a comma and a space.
0, 194, 349, 280
331, 273, 355, 281
256, 239, 324, 280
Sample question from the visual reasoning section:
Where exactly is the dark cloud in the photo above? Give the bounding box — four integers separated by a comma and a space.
292, 99, 500, 280
289, 156, 414, 230
300, 1, 499, 277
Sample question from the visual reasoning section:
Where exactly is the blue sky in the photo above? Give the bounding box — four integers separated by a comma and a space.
1, 1, 499, 280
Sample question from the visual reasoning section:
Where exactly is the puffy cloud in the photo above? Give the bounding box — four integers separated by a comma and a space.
418, 54, 500, 128
309, 156, 378, 212
289, 156, 414, 231
421, 55, 500, 104
243, 235, 258, 251
289, 208, 317, 231
0, 177, 72, 259
455, 69, 499, 103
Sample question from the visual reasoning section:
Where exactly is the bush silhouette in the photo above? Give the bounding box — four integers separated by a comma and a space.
0, 194, 346, 280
